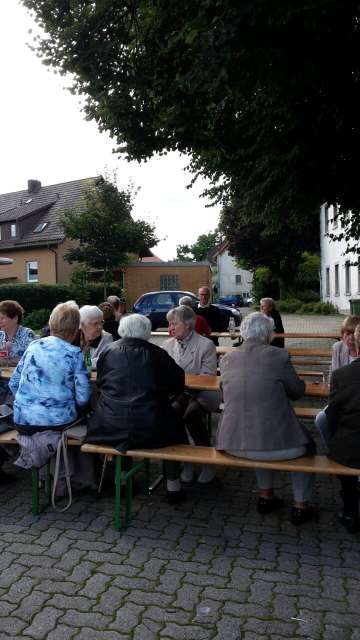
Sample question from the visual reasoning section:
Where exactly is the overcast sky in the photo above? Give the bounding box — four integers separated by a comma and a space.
0, 0, 221, 260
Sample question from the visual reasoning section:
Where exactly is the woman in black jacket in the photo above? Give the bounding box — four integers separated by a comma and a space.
86, 313, 186, 503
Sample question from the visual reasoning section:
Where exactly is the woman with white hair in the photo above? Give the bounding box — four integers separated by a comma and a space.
79, 305, 113, 369
217, 312, 314, 526
86, 314, 187, 503
163, 305, 221, 484
178, 296, 211, 337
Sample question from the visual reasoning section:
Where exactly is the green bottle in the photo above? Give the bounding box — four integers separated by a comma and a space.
84, 348, 92, 372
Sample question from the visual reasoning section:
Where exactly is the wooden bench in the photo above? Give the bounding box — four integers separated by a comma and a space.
80, 442, 358, 531
216, 346, 332, 357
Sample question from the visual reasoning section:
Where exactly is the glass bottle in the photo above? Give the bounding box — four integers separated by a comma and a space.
228, 317, 236, 337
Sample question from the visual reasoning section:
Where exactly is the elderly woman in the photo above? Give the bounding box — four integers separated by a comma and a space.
217, 312, 314, 525
98, 302, 119, 342
326, 323, 360, 533
0, 299, 35, 360
315, 314, 360, 449
86, 314, 187, 503
178, 296, 211, 337
163, 305, 221, 484
79, 305, 113, 368
9, 301, 91, 430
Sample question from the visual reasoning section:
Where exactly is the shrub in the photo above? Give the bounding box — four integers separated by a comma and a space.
24, 309, 51, 332
275, 299, 338, 314
275, 299, 302, 313
0, 283, 124, 314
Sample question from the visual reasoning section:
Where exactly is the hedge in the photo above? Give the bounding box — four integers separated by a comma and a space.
0, 283, 124, 314
275, 299, 337, 314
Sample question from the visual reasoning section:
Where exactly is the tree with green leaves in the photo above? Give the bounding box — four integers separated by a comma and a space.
22, 0, 360, 248
220, 200, 319, 298
175, 230, 223, 262
61, 178, 158, 297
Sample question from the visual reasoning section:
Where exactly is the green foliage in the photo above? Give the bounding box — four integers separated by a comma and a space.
275, 299, 337, 314
251, 267, 278, 303
0, 283, 123, 314
24, 308, 51, 331
61, 177, 158, 296
175, 229, 223, 261
21, 1, 360, 249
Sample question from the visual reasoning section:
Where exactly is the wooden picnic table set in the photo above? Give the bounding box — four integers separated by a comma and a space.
0, 337, 338, 531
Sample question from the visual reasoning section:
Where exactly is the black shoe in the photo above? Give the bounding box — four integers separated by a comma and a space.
338, 513, 359, 534
167, 489, 186, 505
257, 496, 284, 514
291, 506, 315, 526
0, 470, 16, 485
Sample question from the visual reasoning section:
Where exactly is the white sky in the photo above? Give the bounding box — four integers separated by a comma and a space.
0, 0, 221, 260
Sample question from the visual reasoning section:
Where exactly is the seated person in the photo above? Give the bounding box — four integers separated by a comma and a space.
163, 305, 221, 484
315, 314, 360, 449
9, 301, 91, 430
0, 299, 36, 482
9, 302, 93, 493
99, 302, 119, 341
196, 285, 223, 345
326, 322, 360, 533
216, 312, 314, 526
86, 314, 187, 503
0, 299, 36, 362
107, 295, 127, 321
79, 305, 113, 368
260, 297, 284, 348
178, 296, 211, 337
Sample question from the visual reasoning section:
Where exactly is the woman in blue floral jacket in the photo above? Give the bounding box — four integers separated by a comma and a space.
9, 302, 91, 431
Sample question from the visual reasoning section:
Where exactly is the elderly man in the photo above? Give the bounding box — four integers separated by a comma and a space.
163, 305, 221, 483
196, 286, 223, 345
260, 297, 284, 348
217, 312, 314, 526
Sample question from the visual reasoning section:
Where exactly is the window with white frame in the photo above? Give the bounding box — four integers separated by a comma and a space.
26, 261, 38, 283
325, 267, 330, 297
10, 223, 17, 238
160, 274, 179, 290
333, 205, 338, 229
335, 264, 339, 296
235, 274, 241, 284
345, 261, 351, 295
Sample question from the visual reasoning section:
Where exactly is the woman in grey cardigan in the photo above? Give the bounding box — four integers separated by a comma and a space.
79, 305, 113, 369
217, 312, 314, 526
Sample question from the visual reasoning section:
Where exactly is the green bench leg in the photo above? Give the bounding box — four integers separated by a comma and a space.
114, 456, 123, 531
114, 457, 149, 531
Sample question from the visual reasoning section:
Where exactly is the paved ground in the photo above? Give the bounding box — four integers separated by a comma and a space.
1, 312, 359, 640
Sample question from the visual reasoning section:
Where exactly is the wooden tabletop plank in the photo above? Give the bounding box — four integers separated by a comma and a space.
151, 331, 340, 339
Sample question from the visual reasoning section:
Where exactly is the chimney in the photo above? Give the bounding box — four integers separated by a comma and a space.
27, 179, 41, 194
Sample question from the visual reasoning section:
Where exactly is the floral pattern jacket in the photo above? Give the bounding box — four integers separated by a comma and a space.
0, 325, 36, 358
9, 336, 91, 427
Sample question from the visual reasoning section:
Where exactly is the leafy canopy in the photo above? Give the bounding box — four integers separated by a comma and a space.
22, 1, 360, 247
61, 178, 158, 294
175, 230, 223, 262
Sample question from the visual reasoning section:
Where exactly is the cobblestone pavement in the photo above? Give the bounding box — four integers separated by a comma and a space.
0, 313, 359, 640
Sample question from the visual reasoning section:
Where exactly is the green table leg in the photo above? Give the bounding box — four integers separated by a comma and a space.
114, 456, 123, 531
31, 467, 40, 515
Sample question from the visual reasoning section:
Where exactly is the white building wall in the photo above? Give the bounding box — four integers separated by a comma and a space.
217, 250, 253, 297
320, 204, 359, 313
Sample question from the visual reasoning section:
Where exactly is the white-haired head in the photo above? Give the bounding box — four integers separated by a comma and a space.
240, 312, 274, 343
119, 314, 151, 340
79, 305, 103, 325
166, 305, 196, 329
179, 296, 194, 308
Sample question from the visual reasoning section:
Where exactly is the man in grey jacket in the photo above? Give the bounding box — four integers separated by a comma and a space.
217, 312, 314, 526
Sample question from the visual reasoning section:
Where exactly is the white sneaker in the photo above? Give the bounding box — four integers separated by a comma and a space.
197, 465, 216, 484
181, 463, 194, 483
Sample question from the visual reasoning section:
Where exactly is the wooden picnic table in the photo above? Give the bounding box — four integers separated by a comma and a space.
216, 345, 332, 358
151, 331, 340, 340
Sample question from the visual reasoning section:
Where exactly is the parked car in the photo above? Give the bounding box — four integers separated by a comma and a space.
218, 294, 244, 308
133, 290, 242, 331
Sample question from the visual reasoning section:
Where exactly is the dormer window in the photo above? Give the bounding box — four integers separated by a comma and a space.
10, 224, 17, 238
33, 222, 48, 233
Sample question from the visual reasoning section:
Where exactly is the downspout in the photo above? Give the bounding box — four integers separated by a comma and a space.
48, 246, 58, 283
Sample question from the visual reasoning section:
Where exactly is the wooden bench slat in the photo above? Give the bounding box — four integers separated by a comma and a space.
80, 443, 359, 476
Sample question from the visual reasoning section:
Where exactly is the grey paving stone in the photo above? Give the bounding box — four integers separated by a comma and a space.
110, 603, 145, 633
94, 587, 128, 616
48, 594, 95, 612
155, 570, 183, 595
0, 600, 17, 616
36, 580, 80, 596
2, 576, 36, 603
61, 611, 112, 630
128, 590, 173, 607
0, 615, 27, 635
113, 575, 156, 591
171, 585, 203, 611
213, 615, 242, 640
160, 624, 213, 639
243, 617, 297, 636
46, 625, 78, 640
0, 564, 27, 588
13, 591, 51, 623
78, 573, 111, 598
23, 607, 63, 639
75, 629, 130, 640
144, 605, 192, 624
324, 625, 352, 640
